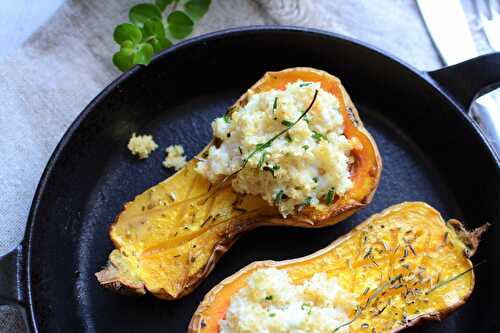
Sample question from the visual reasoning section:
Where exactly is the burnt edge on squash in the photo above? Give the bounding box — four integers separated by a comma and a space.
95, 68, 382, 299
188, 203, 489, 333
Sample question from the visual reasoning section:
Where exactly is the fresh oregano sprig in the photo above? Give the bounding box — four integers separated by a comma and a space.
112, 0, 211, 72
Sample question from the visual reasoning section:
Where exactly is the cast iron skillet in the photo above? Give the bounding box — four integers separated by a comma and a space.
0, 27, 499, 332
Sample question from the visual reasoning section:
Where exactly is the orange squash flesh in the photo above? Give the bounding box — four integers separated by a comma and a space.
95, 68, 382, 299
189, 202, 486, 333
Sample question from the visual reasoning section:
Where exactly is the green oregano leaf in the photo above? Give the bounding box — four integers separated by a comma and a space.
112, 1, 211, 72
133, 43, 154, 65
114, 23, 142, 44
113, 47, 136, 72
142, 18, 166, 40
184, 0, 211, 21
167, 10, 194, 39
129, 4, 162, 26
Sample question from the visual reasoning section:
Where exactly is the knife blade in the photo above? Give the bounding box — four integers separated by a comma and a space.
417, 0, 500, 157
417, 0, 478, 65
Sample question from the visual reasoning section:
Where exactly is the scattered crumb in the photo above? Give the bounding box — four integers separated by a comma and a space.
127, 133, 158, 159
168, 192, 177, 201
163, 145, 187, 170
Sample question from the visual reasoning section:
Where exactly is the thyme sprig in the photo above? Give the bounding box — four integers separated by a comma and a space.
333, 261, 484, 332
425, 261, 484, 295
240, 89, 319, 171
333, 274, 402, 332
201, 90, 318, 203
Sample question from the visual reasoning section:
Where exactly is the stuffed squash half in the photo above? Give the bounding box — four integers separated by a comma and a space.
96, 68, 382, 299
189, 202, 487, 333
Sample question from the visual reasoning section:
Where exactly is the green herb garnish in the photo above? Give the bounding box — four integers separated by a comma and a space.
274, 190, 285, 203
272, 97, 278, 116
313, 177, 318, 183
302, 145, 309, 150
312, 130, 326, 143
112, 0, 211, 72
332, 274, 402, 332
425, 261, 483, 295
299, 82, 312, 87
285, 133, 293, 143
281, 120, 294, 127
265, 295, 273, 301
240, 90, 318, 170
269, 313, 276, 317
223, 114, 230, 123
325, 188, 335, 205
258, 152, 267, 169
303, 196, 312, 205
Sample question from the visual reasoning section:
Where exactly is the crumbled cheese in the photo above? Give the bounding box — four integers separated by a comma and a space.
195, 80, 355, 216
219, 268, 355, 333
127, 133, 158, 159
163, 145, 187, 170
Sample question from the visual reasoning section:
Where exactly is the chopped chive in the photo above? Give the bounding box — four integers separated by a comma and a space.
223, 114, 230, 123
281, 120, 294, 127
265, 295, 273, 301
302, 145, 309, 150
285, 133, 293, 142
269, 313, 276, 317
312, 130, 326, 143
238, 146, 243, 155
326, 188, 335, 205
258, 152, 267, 169
274, 190, 285, 203
313, 177, 318, 183
299, 82, 312, 87
272, 97, 278, 115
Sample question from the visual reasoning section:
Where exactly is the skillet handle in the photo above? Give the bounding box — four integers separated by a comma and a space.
427, 52, 500, 157
0, 245, 30, 332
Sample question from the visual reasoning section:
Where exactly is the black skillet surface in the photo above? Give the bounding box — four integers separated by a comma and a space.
0, 27, 499, 333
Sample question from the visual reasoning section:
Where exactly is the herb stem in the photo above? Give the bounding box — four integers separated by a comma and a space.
240, 89, 319, 170
425, 261, 483, 295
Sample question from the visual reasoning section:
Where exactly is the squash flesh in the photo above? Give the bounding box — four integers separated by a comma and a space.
96, 68, 381, 299
189, 202, 482, 333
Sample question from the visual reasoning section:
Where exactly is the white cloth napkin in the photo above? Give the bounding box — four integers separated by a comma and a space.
0, 0, 486, 331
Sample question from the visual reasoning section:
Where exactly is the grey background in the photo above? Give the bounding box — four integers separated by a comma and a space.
0, 0, 492, 331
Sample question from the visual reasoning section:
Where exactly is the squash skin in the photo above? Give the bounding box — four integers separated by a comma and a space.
95, 68, 382, 300
189, 202, 487, 333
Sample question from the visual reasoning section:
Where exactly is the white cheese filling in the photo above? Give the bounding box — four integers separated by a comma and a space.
219, 268, 355, 333
195, 80, 355, 216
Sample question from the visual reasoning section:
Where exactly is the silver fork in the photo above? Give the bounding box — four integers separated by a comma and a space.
470, 0, 500, 157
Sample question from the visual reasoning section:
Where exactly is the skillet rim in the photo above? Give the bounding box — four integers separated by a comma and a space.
21, 25, 499, 332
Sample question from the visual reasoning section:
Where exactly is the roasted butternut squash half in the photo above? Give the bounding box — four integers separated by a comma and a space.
189, 202, 487, 333
96, 68, 381, 299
